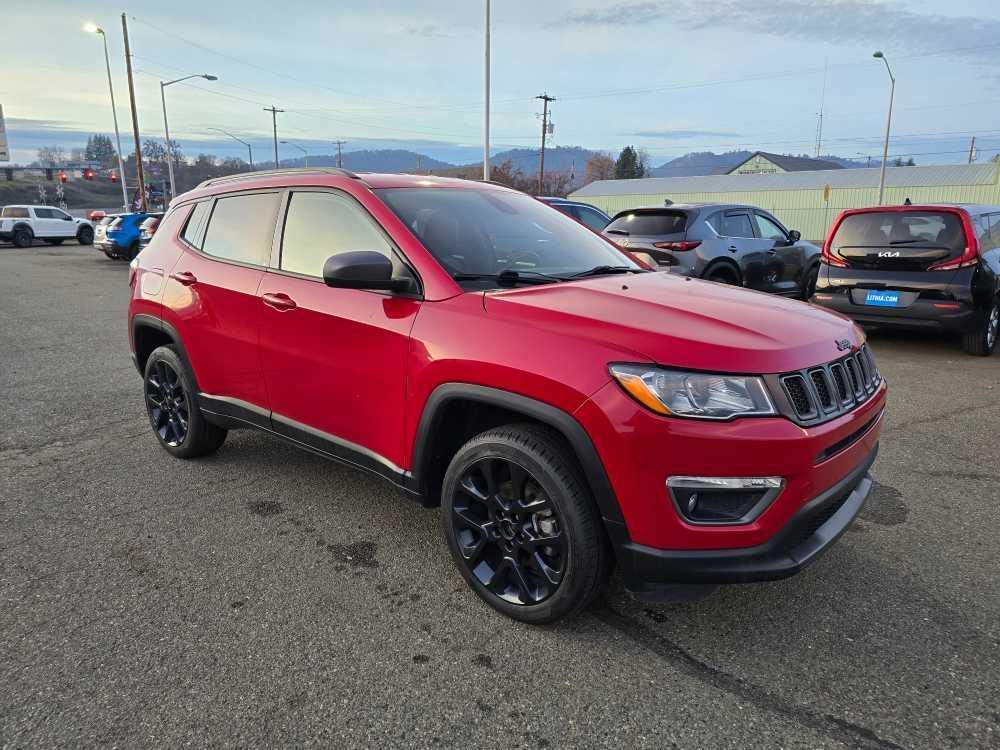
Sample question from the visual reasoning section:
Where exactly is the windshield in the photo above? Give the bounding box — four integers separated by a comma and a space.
831, 211, 967, 253
376, 187, 639, 286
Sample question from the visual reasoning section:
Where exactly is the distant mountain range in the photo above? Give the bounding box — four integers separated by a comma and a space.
273, 149, 453, 173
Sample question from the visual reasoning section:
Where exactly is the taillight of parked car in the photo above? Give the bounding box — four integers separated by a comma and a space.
653, 240, 701, 251
927, 213, 979, 270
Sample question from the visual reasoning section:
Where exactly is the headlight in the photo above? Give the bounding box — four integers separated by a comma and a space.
609, 364, 776, 420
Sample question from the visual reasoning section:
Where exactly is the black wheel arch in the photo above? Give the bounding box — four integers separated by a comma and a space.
409, 383, 623, 525
702, 257, 743, 285
131, 314, 200, 392
11, 222, 33, 236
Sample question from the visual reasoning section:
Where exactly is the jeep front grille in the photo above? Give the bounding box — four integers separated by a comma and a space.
778, 345, 881, 424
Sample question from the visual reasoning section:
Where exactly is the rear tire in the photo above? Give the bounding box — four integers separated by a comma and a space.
12, 227, 33, 248
962, 300, 999, 356
801, 264, 819, 300
441, 423, 612, 624
77, 226, 94, 245
705, 264, 740, 286
143, 345, 227, 458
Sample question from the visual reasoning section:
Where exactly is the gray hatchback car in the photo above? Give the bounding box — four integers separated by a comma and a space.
603, 203, 821, 298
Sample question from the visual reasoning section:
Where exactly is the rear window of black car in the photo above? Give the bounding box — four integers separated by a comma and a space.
831, 211, 968, 253
606, 210, 687, 236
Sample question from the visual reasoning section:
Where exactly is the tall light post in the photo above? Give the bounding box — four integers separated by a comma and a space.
280, 140, 308, 167
208, 127, 253, 169
83, 23, 129, 210
483, 0, 491, 181
873, 51, 895, 206
160, 73, 217, 201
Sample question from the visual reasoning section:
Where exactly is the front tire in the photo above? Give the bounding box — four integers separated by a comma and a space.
77, 226, 94, 245
962, 299, 999, 356
12, 227, 33, 248
143, 345, 227, 458
441, 424, 611, 624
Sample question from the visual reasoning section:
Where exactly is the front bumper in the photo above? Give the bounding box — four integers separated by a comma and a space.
611, 447, 875, 588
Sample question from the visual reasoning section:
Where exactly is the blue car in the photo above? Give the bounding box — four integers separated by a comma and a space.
96, 212, 150, 260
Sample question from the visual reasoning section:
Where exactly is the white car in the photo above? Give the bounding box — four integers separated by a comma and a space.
0, 205, 95, 248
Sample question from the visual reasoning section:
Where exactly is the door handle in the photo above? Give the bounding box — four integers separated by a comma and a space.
766, 249, 778, 255
169, 271, 197, 286
262, 292, 297, 311
728, 245, 738, 252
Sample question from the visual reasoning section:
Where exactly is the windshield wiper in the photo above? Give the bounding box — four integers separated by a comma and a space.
452, 269, 561, 287
568, 265, 644, 278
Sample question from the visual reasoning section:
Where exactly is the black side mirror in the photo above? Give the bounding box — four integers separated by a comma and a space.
323, 251, 414, 293
788, 229, 801, 242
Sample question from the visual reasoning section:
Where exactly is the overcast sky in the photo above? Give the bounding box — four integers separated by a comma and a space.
3, 0, 1000, 166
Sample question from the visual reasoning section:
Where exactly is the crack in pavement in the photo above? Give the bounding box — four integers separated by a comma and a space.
591, 605, 904, 750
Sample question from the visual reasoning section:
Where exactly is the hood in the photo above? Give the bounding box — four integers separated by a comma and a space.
483, 272, 862, 374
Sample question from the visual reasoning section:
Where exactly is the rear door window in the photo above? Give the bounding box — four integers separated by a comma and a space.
201, 192, 280, 265
721, 211, 755, 238
606, 211, 687, 236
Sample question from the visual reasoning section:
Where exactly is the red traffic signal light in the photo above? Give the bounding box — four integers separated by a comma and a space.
59, 170, 67, 183
83, 168, 94, 181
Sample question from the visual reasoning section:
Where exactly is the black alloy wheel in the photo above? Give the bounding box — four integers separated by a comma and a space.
964, 299, 999, 356
451, 456, 567, 605
12, 227, 32, 248
145, 359, 190, 447
77, 225, 94, 245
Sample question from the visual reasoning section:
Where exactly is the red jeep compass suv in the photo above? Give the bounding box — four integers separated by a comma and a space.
128, 168, 886, 623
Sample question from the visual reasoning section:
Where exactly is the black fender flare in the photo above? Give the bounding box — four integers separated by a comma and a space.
410, 383, 624, 524
11, 222, 33, 237
130, 314, 200, 391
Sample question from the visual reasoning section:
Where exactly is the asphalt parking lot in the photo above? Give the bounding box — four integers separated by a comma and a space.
2, 242, 998, 749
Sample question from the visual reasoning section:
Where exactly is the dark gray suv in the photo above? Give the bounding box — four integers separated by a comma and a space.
603, 203, 821, 298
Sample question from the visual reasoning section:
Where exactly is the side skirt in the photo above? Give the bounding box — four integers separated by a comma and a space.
198, 393, 420, 500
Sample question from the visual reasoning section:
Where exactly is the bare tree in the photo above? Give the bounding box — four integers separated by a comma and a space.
36, 145, 67, 166
585, 152, 615, 183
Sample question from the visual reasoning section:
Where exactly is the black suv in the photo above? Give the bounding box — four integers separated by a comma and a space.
602, 203, 821, 298
813, 204, 1000, 356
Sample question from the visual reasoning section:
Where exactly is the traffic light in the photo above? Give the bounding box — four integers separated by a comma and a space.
59, 170, 67, 184
83, 168, 94, 181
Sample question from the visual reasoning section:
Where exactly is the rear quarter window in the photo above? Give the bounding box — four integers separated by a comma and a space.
606, 211, 687, 236
2, 207, 30, 218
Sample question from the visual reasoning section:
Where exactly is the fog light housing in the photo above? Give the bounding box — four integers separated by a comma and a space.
666, 476, 784, 525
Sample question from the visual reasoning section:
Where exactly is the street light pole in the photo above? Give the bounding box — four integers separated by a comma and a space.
84, 23, 129, 210
160, 73, 217, 202
208, 128, 253, 169
280, 141, 308, 167
873, 51, 895, 206
483, 0, 491, 181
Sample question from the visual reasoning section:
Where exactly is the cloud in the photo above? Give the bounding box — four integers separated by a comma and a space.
633, 129, 743, 139
403, 24, 454, 38
557, 1, 1000, 65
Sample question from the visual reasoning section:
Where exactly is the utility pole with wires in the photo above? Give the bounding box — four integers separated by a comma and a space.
333, 140, 347, 168
536, 93, 555, 195
264, 106, 283, 167
483, 0, 491, 181
121, 13, 146, 211
968, 136, 977, 164
815, 59, 828, 158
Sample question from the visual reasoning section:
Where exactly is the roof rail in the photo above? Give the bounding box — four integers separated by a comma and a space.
196, 167, 360, 190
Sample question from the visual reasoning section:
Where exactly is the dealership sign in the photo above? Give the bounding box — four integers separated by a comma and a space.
0, 105, 9, 162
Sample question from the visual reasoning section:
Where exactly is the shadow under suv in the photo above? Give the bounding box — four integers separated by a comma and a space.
604, 203, 821, 298
129, 169, 885, 623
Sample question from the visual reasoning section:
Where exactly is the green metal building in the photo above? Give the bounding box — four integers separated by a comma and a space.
569, 163, 1000, 242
